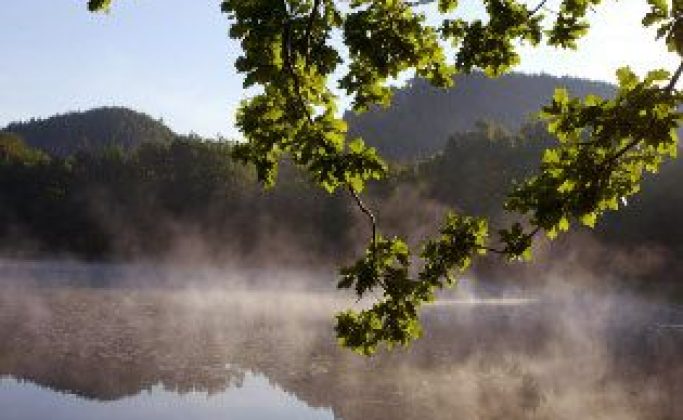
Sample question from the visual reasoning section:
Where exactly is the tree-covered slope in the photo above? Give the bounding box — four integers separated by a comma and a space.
404, 120, 683, 255
2, 107, 177, 157
409, 121, 553, 218
345, 72, 615, 161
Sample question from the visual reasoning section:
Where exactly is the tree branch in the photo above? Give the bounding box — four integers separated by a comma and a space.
280, 0, 380, 274
405, 0, 435, 7
528, 0, 549, 16
348, 185, 383, 288
349, 185, 377, 248
281, 5, 314, 124
666, 60, 683, 93
600, 59, 683, 168
304, 0, 321, 61
481, 226, 541, 256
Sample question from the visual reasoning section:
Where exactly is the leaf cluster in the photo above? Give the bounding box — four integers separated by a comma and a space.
217, 0, 615, 193
507, 67, 681, 240
642, 0, 683, 55
336, 212, 488, 354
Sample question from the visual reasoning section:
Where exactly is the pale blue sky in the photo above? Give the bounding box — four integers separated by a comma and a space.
0, 1, 679, 138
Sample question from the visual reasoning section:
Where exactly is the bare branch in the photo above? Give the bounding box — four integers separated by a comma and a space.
528, 0, 549, 16
480, 226, 541, 256
349, 186, 377, 247
405, 0, 435, 7
666, 60, 683, 92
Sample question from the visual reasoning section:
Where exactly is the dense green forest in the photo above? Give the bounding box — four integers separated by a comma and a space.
0, 73, 681, 296
0, 131, 354, 264
346, 72, 614, 160
2, 107, 176, 157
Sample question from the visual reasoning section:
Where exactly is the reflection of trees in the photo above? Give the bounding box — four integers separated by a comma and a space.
0, 289, 248, 399
0, 288, 681, 419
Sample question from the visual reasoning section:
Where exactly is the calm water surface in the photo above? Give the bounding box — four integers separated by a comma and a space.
0, 260, 681, 419
1, 374, 333, 420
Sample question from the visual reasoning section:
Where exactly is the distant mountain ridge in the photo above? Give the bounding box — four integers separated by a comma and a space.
345, 72, 615, 161
2, 73, 615, 160
2, 107, 177, 157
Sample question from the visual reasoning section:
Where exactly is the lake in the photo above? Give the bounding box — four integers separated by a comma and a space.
0, 260, 681, 419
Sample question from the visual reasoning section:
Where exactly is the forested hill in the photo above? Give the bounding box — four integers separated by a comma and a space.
2, 107, 176, 157
2, 72, 615, 160
345, 72, 615, 161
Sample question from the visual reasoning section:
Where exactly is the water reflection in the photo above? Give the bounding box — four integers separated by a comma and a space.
1, 374, 334, 420
0, 265, 682, 419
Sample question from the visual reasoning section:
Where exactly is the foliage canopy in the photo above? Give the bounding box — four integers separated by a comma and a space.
88, 0, 683, 354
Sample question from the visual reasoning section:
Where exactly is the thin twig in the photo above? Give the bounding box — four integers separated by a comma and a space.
480, 226, 541, 256
404, 0, 549, 15
528, 0, 549, 16
666, 60, 683, 92
348, 185, 383, 288
483, 246, 508, 254
405, 0, 434, 7
603, 137, 640, 168
349, 185, 377, 249
281, 10, 314, 124
304, 0, 321, 60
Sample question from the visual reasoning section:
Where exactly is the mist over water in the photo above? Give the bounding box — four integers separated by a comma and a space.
0, 260, 681, 419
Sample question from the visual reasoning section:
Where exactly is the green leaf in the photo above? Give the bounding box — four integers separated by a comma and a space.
558, 217, 570, 232
580, 212, 597, 228
88, 0, 112, 11
616, 67, 638, 90
348, 138, 365, 154
553, 88, 569, 105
